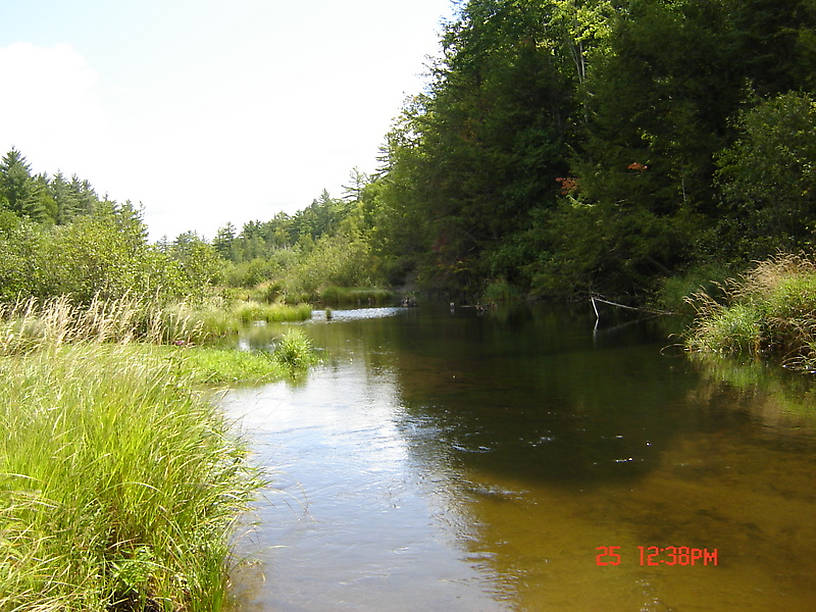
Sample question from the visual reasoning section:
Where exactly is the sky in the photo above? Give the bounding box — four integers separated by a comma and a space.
0, 0, 455, 240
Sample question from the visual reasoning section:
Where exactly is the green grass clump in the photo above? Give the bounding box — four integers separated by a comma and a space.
161, 334, 317, 385
317, 286, 392, 307
0, 342, 262, 610
271, 328, 317, 370
685, 254, 816, 371
687, 302, 764, 354
232, 301, 312, 325
655, 263, 730, 315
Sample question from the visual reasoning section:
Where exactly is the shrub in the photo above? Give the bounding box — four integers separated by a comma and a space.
273, 328, 317, 371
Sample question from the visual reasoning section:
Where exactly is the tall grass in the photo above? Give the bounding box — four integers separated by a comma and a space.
0, 344, 262, 610
161, 300, 312, 343
685, 254, 816, 371
0, 296, 313, 352
0, 297, 321, 609
317, 286, 392, 307
0, 295, 173, 354
232, 301, 312, 325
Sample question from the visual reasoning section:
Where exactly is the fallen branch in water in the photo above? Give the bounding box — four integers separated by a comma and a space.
590, 296, 674, 321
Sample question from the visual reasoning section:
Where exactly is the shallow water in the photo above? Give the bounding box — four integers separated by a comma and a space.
223, 306, 816, 610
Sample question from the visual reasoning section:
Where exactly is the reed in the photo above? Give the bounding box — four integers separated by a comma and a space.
0, 341, 262, 610
0, 296, 317, 609
0, 296, 313, 351
317, 286, 392, 307
685, 253, 816, 371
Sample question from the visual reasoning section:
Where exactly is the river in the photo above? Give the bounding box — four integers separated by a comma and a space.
221, 305, 816, 611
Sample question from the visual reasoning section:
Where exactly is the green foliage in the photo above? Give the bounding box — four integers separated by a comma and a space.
0, 148, 43, 221
277, 226, 382, 302
221, 252, 298, 288
688, 302, 764, 355
686, 254, 816, 370
163, 345, 289, 385
167, 230, 223, 293
233, 300, 312, 324
481, 277, 523, 304
357, 0, 816, 302
0, 149, 100, 225
0, 341, 262, 610
38, 203, 154, 302
372, 0, 574, 294
211, 189, 357, 265
715, 91, 816, 258
0, 187, 221, 305
3, 0, 814, 308
272, 328, 317, 371
655, 263, 731, 315
0, 217, 43, 302
157, 299, 312, 344
0, 294, 322, 607
318, 286, 393, 307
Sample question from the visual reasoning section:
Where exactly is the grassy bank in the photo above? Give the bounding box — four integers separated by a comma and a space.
685, 254, 816, 372
316, 286, 392, 307
164, 329, 316, 385
0, 295, 313, 349
160, 299, 312, 344
0, 299, 316, 609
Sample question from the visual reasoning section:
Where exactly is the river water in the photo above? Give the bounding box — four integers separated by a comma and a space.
222, 306, 816, 611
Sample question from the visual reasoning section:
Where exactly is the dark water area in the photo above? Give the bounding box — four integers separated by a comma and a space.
222, 305, 816, 611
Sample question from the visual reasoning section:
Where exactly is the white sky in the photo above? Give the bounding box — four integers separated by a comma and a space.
0, 0, 454, 240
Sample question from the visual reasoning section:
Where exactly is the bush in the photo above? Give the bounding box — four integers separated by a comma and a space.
715, 91, 816, 258
279, 230, 382, 301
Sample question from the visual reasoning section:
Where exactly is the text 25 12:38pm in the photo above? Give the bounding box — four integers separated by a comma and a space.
596, 546, 719, 566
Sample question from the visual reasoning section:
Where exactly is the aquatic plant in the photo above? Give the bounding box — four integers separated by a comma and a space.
317, 286, 392, 307
272, 328, 317, 371
232, 300, 312, 325
685, 254, 816, 371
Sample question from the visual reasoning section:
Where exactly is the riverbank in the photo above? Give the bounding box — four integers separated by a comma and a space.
684, 254, 816, 372
0, 298, 315, 610
160, 298, 312, 343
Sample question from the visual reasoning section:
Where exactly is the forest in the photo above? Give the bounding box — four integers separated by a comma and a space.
2, 0, 814, 311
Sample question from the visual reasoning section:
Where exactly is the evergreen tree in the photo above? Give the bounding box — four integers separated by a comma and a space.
0, 148, 41, 220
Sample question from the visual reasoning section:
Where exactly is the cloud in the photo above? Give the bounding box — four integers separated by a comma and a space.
0, 1, 448, 242
0, 43, 109, 179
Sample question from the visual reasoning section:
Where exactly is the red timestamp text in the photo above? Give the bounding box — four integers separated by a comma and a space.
595, 545, 718, 566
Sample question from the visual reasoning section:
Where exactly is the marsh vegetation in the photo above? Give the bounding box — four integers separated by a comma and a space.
0, 297, 316, 610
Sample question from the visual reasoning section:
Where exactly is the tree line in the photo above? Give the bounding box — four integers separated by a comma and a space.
362, 0, 816, 302
2, 0, 814, 306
